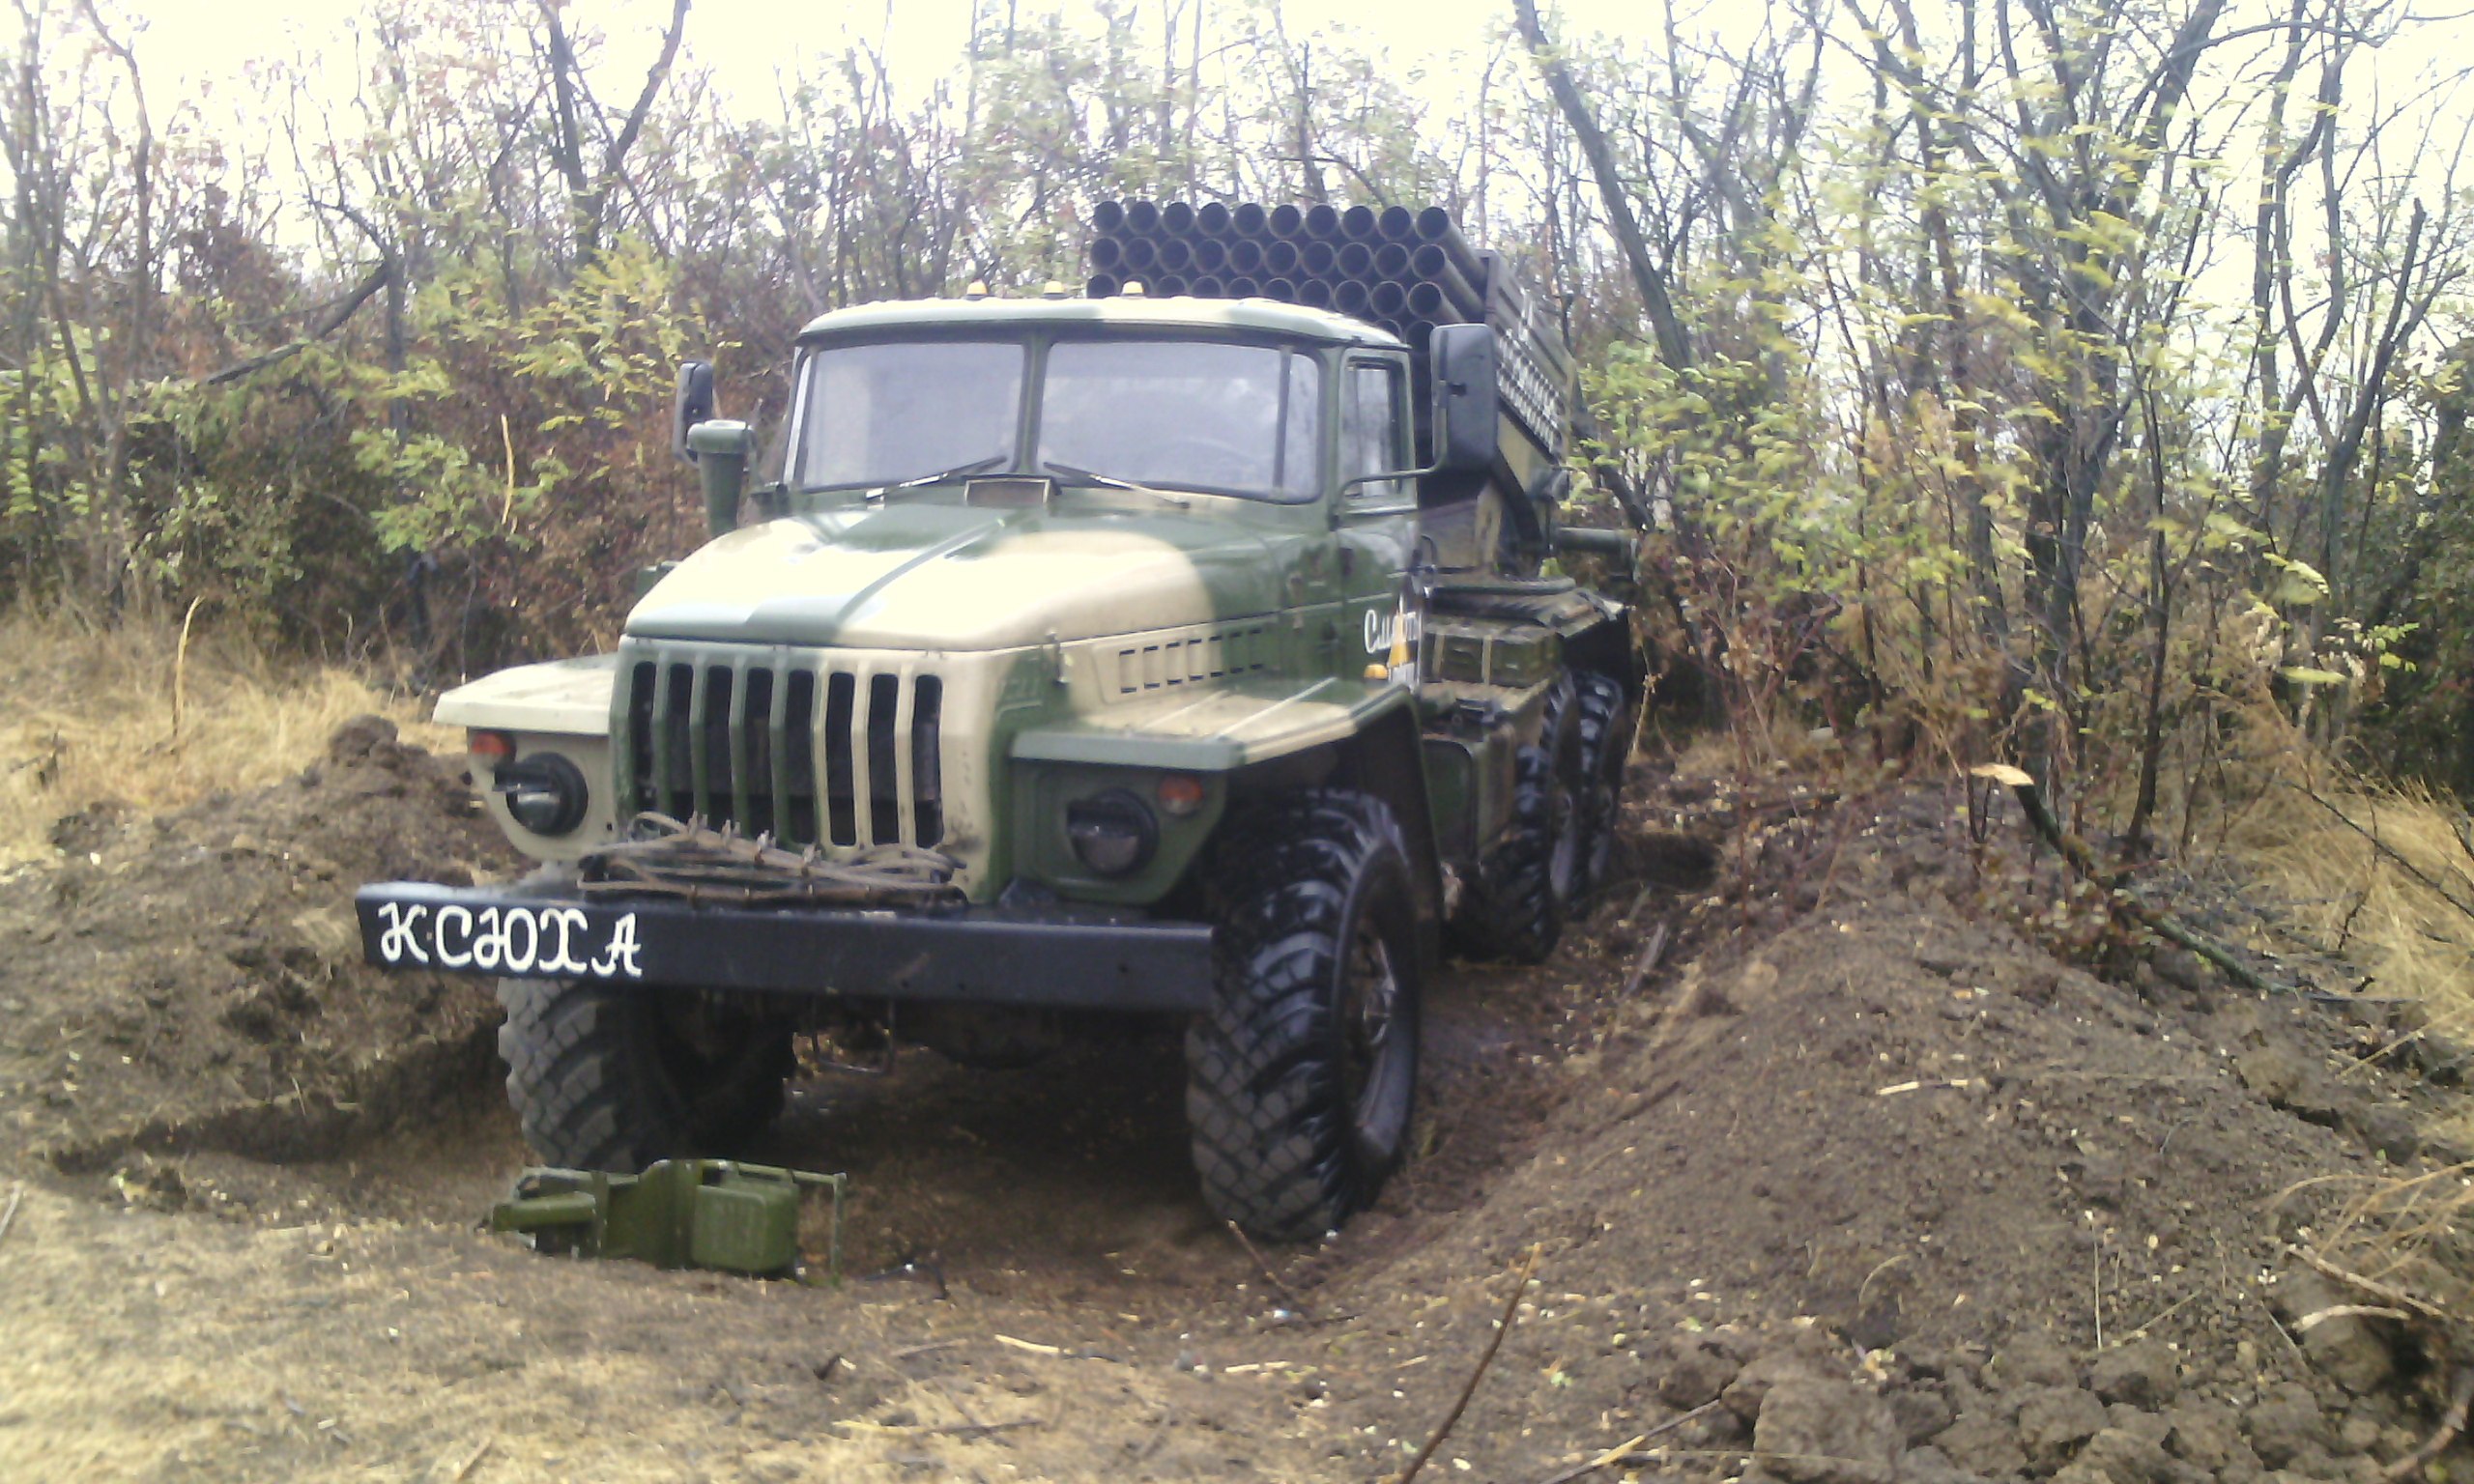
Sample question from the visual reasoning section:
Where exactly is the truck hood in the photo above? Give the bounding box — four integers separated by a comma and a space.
625, 501, 1293, 650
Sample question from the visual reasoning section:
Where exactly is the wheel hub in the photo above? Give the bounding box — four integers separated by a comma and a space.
1547, 781, 1580, 902
1338, 923, 1399, 1119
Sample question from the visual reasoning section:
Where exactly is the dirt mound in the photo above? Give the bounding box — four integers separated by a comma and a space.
1288, 786, 2466, 1482
0, 717, 515, 1180
8, 744, 2471, 1483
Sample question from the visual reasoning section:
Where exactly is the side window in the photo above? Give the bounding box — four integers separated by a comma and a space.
1342, 359, 1407, 505
1280, 352, 1321, 497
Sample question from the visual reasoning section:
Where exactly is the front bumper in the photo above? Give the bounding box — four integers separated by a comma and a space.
355, 880, 1215, 1013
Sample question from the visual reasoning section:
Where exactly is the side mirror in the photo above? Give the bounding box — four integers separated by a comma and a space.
1429, 324, 1498, 475
687, 419, 754, 537
673, 360, 717, 465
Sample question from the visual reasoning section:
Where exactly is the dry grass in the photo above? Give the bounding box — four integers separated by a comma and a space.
2224, 769, 2474, 1197
2229, 774, 2474, 1032
0, 610, 455, 866
2225, 774, 2474, 1349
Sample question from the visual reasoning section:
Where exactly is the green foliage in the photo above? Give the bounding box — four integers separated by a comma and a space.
0, 0, 2466, 852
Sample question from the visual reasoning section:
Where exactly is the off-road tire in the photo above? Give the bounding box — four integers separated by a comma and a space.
497, 978, 795, 1172
1188, 789, 1423, 1241
1452, 678, 1578, 963
1570, 671, 1632, 898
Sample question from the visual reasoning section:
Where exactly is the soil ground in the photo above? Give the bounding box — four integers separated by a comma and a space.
4, 721, 2471, 1484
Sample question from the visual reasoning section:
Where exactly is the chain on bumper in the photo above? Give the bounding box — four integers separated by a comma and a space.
579, 813, 965, 909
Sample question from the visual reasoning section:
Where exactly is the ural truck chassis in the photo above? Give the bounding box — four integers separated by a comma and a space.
359, 199, 1646, 1240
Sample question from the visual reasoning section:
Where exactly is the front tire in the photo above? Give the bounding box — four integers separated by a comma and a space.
1187, 790, 1424, 1241
496, 978, 795, 1172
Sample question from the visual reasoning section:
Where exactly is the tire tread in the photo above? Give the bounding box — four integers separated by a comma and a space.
1187, 789, 1417, 1241
496, 978, 789, 1172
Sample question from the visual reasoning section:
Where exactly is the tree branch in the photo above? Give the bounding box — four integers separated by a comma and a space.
201, 261, 392, 385
1977, 765, 2282, 993
1510, 0, 1692, 370
604, 0, 689, 176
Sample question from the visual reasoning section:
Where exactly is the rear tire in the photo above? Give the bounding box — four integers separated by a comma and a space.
1569, 671, 1632, 898
1452, 678, 1578, 964
1187, 789, 1423, 1241
497, 978, 794, 1172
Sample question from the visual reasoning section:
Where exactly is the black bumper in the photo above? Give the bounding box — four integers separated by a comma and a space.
355, 881, 1217, 1013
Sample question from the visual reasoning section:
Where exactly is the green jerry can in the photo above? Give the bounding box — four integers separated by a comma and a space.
488, 1159, 846, 1279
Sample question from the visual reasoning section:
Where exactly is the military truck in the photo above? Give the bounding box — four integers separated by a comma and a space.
357, 201, 1647, 1240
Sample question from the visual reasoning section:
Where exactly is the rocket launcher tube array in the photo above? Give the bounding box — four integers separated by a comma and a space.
1080, 198, 1576, 464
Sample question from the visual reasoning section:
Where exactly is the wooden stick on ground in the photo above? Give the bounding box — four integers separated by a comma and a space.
1620, 921, 1674, 998
1227, 1219, 1313, 1317
0, 1183, 22, 1246
930, 1417, 1042, 1439
1394, 1244, 1541, 1484
890, 1339, 964, 1361
446, 1433, 497, 1483
1134, 1405, 1176, 1465
2286, 1245, 2455, 1325
1531, 1400, 1726, 1484
2295, 1304, 2414, 1331
2387, 1368, 2474, 1480
1974, 765, 2277, 993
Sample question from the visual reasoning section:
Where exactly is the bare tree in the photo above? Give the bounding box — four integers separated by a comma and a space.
1510, 0, 1690, 371
536, 0, 689, 266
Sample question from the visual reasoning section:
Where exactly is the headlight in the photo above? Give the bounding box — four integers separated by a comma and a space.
1066, 789, 1158, 876
495, 752, 590, 837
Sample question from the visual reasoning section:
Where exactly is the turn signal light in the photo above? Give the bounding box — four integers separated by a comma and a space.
468, 729, 517, 763
1157, 773, 1207, 816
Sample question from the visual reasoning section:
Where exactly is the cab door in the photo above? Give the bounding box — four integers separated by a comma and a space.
1336, 353, 1422, 686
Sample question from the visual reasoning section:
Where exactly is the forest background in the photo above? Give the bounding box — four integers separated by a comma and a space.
5, 0, 2474, 875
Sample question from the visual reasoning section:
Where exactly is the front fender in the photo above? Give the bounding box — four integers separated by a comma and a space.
1007, 677, 1416, 905
1009, 674, 1413, 771
433, 654, 623, 861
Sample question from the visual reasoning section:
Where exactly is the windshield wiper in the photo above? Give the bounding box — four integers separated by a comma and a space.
889, 453, 1010, 490
1040, 460, 1144, 491
1043, 461, 1193, 499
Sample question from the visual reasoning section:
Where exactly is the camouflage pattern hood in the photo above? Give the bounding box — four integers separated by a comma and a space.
627, 499, 1295, 651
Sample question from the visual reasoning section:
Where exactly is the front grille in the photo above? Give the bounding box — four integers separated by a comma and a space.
620, 654, 943, 848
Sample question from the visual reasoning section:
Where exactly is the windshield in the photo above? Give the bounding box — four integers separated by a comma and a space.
791, 334, 1324, 499
794, 340, 1023, 489
1038, 340, 1320, 499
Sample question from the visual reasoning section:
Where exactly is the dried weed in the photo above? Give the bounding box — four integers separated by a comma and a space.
2229, 777, 2474, 1036
0, 610, 454, 865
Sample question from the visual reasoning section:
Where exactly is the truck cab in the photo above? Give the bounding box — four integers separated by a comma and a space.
611, 297, 1436, 907
360, 239, 1640, 1241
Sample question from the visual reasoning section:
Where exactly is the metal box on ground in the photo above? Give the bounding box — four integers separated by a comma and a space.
488, 1159, 846, 1279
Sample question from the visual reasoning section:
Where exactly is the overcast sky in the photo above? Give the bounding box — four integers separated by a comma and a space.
123, 0, 1662, 114
96, 0, 2474, 342
117, 0, 2474, 194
